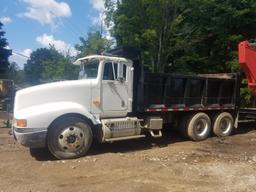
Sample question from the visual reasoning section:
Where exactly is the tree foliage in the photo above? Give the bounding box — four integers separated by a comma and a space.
75, 31, 113, 58
105, 0, 256, 73
8, 62, 25, 84
0, 22, 11, 77
24, 47, 78, 85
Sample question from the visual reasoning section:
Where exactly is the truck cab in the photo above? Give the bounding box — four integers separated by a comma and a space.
13, 55, 141, 158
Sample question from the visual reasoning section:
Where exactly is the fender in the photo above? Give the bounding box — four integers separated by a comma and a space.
14, 101, 100, 129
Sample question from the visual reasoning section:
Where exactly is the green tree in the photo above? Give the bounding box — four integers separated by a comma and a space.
8, 62, 25, 84
0, 22, 12, 78
105, 0, 256, 73
75, 31, 113, 58
172, 0, 256, 73
24, 47, 78, 84
105, 0, 183, 72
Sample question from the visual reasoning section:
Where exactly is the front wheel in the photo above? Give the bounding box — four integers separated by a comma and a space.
47, 117, 93, 159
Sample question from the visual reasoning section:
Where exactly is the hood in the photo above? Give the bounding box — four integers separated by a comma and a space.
14, 80, 92, 112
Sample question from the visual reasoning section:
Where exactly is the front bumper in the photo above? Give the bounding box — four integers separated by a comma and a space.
13, 127, 47, 148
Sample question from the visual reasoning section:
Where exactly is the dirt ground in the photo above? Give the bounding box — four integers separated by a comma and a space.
1, 121, 256, 192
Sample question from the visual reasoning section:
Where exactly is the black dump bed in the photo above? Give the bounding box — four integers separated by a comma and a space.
137, 73, 240, 112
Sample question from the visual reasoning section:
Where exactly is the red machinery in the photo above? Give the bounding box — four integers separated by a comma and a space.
239, 41, 256, 95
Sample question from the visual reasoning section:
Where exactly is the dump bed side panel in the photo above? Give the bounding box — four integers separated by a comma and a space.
138, 73, 239, 112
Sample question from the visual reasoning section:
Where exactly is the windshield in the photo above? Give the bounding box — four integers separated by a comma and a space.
78, 59, 99, 79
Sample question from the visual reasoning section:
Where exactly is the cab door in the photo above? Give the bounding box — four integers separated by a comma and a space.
101, 61, 129, 114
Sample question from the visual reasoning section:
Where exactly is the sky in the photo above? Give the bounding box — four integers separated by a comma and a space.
0, 0, 107, 68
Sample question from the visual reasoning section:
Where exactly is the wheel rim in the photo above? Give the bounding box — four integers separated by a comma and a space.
219, 117, 232, 134
58, 126, 85, 153
194, 119, 209, 137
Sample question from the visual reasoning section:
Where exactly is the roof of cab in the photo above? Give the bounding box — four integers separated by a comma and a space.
73, 55, 132, 65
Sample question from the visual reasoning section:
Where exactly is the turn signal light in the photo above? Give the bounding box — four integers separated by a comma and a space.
16, 119, 27, 128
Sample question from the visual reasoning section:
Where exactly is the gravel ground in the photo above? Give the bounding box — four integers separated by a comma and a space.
0, 121, 256, 192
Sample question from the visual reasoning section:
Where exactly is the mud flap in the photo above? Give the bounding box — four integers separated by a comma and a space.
234, 113, 239, 128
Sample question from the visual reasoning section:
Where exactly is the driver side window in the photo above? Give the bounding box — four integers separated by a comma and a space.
103, 62, 118, 80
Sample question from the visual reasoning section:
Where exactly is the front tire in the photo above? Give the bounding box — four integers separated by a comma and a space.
213, 112, 234, 137
47, 117, 93, 159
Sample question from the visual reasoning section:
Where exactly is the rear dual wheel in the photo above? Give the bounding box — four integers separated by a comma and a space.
181, 112, 211, 141
212, 112, 234, 137
180, 112, 234, 141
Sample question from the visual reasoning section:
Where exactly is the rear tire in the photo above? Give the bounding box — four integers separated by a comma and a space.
185, 112, 211, 141
213, 112, 233, 137
47, 117, 93, 159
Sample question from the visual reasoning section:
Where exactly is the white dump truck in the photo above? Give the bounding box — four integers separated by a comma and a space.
13, 47, 242, 159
